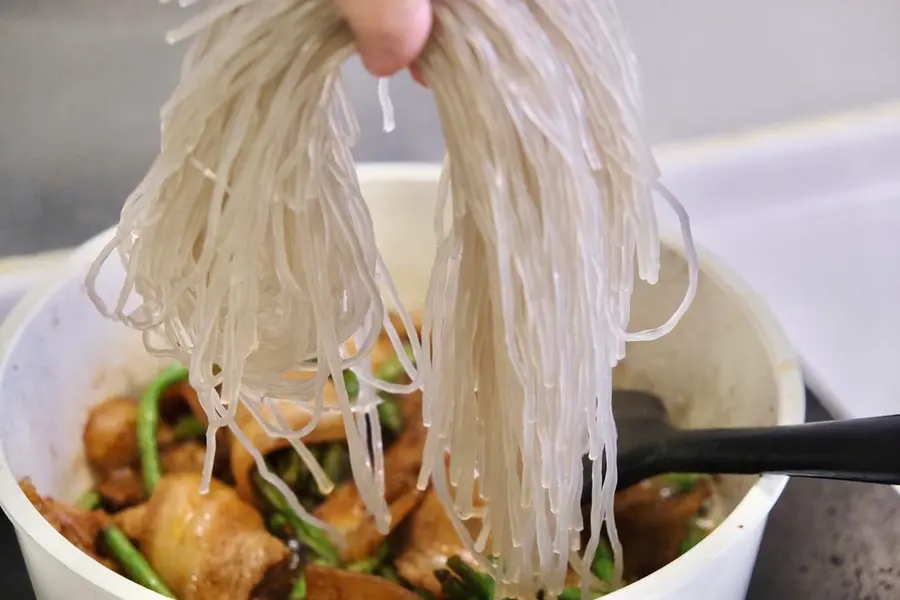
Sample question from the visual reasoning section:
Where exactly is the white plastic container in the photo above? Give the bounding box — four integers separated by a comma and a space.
0, 164, 804, 600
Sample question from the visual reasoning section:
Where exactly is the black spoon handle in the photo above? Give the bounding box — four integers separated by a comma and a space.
651, 414, 900, 485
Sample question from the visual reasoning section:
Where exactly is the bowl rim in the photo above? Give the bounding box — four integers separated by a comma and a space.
604, 227, 806, 598
0, 163, 805, 600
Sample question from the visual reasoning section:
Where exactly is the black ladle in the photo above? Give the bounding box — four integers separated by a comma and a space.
582, 390, 900, 498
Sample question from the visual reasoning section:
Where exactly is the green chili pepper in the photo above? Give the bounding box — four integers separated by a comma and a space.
138, 365, 190, 494
375, 343, 415, 382
74, 489, 101, 511
252, 470, 340, 565
557, 588, 585, 600
290, 574, 306, 599
102, 525, 175, 598
172, 414, 206, 441
377, 395, 403, 433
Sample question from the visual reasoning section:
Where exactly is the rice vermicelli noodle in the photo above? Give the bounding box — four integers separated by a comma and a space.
86, 0, 699, 597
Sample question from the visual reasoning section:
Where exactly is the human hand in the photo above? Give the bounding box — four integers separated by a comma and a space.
336, 0, 433, 78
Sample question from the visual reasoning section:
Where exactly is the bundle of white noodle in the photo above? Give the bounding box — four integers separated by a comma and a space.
416, 1, 696, 598
86, 0, 698, 598
86, 0, 423, 541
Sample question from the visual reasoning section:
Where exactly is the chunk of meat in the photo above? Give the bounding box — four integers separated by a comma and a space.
160, 380, 207, 422
113, 504, 147, 541
83, 396, 175, 475
250, 559, 295, 600
161, 381, 231, 472
124, 473, 292, 600
160, 441, 207, 474
395, 391, 423, 431
96, 468, 145, 511
315, 417, 427, 563
325, 485, 423, 565
304, 565, 420, 600
19, 478, 118, 572
614, 477, 712, 581
230, 394, 348, 505
394, 487, 481, 594
370, 337, 398, 376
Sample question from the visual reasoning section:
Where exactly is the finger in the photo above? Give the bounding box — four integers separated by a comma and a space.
408, 62, 426, 87
336, 0, 433, 77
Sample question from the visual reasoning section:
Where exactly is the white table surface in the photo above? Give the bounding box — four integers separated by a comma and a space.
657, 103, 900, 421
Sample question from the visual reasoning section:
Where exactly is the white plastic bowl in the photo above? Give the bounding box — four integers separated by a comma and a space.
0, 164, 804, 600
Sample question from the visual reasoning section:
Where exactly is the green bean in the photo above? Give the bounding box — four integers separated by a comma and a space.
377, 395, 403, 433
289, 513, 340, 566
346, 556, 381, 574
290, 574, 306, 599
74, 489, 101, 511
342, 369, 360, 399
252, 471, 340, 565
278, 451, 304, 487
434, 569, 470, 599
377, 564, 400, 584
375, 343, 415, 382
591, 540, 614, 582
446, 556, 493, 597
268, 513, 289, 537
437, 557, 590, 600
373, 540, 391, 561
309, 444, 327, 465
253, 469, 287, 511
320, 445, 345, 483
102, 525, 175, 598
171, 414, 205, 441
435, 559, 495, 600
346, 540, 390, 574
138, 365, 190, 494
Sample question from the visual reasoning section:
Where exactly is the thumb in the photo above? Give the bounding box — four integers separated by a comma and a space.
336, 0, 432, 77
